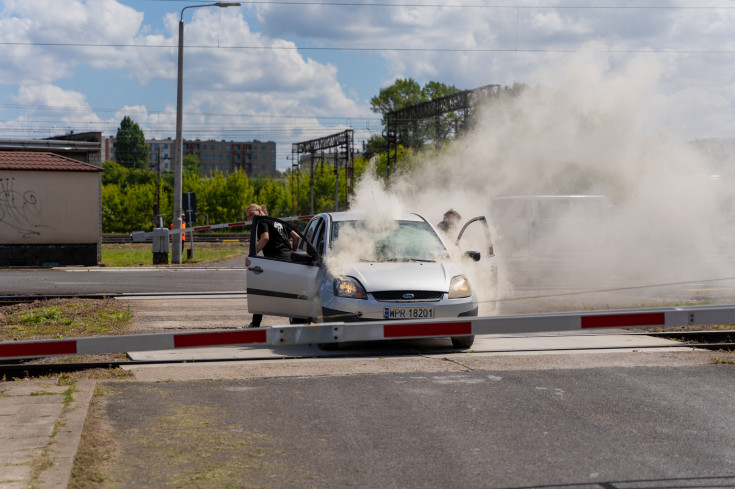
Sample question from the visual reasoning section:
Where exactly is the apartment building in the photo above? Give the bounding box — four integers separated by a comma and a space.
105, 137, 277, 177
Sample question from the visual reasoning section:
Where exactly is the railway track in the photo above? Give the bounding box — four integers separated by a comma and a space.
1, 331, 733, 380
2, 293, 734, 378
3, 332, 733, 380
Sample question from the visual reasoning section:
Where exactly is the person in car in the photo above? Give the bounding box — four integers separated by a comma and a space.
245, 203, 300, 328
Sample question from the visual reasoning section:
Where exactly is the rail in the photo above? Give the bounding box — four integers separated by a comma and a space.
4, 303, 735, 362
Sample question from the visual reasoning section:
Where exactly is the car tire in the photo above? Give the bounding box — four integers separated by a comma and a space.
451, 335, 475, 349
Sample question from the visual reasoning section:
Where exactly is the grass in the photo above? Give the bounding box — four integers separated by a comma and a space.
29, 378, 78, 488
0, 298, 133, 342
68, 385, 117, 489
101, 242, 245, 267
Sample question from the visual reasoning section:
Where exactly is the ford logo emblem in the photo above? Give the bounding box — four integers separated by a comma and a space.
403, 293, 415, 299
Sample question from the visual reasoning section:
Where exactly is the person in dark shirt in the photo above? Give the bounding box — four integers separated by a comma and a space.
437, 208, 462, 235
245, 203, 300, 328
256, 217, 296, 260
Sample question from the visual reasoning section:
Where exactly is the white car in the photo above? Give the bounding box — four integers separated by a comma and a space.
246, 211, 496, 348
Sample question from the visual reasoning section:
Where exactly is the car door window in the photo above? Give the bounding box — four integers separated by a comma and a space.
457, 216, 494, 257
313, 219, 326, 256
304, 218, 319, 243
249, 216, 317, 263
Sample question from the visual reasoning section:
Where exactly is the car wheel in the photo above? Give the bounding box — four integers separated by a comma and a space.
451, 335, 475, 349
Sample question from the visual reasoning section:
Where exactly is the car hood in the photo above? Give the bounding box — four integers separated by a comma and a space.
342, 261, 461, 292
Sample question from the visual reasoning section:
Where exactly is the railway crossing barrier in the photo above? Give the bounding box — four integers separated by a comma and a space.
132, 215, 314, 263
131, 214, 315, 242
2, 304, 735, 361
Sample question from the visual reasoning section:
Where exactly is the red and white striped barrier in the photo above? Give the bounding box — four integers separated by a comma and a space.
2, 304, 734, 361
132, 215, 315, 241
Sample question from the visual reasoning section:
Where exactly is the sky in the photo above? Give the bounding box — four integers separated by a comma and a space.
0, 0, 734, 170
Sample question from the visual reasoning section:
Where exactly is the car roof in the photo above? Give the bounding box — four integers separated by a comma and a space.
324, 211, 425, 223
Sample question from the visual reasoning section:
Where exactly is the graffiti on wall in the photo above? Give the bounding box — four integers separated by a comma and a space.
0, 177, 47, 238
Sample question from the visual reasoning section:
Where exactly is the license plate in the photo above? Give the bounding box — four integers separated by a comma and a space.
384, 307, 435, 319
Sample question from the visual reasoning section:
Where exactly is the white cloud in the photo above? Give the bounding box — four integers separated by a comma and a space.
0, 84, 106, 136
0, 0, 148, 83
0, 0, 733, 147
0, 0, 373, 150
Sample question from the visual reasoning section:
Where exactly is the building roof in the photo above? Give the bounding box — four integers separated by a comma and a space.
0, 152, 102, 172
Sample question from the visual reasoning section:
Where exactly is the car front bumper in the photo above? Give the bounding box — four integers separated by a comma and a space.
320, 295, 478, 323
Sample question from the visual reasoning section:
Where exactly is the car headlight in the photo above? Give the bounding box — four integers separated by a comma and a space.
334, 277, 368, 299
448, 275, 472, 299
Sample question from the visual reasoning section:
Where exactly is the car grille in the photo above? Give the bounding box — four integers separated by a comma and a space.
371, 291, 444, 302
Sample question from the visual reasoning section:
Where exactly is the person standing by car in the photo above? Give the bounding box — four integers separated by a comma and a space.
245, 203, 301, 328
437, 208, 462, 235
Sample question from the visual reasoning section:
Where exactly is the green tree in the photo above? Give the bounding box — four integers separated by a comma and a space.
115, 116, 149, 169
102, 160, 155, 187
370, 78, 424, 153
422, 81, 461, 148
370, 78, 460, 153
283, 159, 365, 217
500, 82, 528, 98
363, 134, 387, 160
255, 178, 290, 217
101, 182, 156, 232
183, 153, 200, 175
193, 171, 255, 224
370, 78, 424, 114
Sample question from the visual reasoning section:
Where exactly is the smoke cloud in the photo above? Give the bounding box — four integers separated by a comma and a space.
345, 54, 734, 314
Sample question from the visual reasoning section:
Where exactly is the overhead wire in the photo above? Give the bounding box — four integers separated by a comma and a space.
1, 40, 734, 54
1, 1, 732, 142
1, 4, 733, 53
152, 0, 735, 9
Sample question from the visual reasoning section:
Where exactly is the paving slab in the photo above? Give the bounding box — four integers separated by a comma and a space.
127, 332, 690, 362
1, 465, 31, 483
0, 380, 96, 489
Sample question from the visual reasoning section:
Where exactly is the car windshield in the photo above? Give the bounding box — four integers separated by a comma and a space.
331, 219, 447, 262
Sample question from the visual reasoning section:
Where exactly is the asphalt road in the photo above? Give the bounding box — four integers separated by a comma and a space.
101, 365, 735, 489
3, 258, 733, 314
0, 261, 246, 296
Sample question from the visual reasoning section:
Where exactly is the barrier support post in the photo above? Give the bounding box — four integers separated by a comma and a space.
187, 228, 194, 260
152, 228, 170, 265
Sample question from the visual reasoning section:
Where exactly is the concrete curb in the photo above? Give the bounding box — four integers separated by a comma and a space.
39, 380, 96, 489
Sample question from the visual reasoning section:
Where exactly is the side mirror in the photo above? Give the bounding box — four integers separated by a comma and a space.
290, 250, 315, 265
465, 251, 481, 262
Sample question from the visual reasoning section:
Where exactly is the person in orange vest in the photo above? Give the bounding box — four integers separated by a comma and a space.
170, 215, 186, 253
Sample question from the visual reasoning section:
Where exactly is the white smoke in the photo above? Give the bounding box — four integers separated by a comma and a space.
342, 54, 734, 313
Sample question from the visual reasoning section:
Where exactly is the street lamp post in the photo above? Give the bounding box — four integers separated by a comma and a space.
173, 2, 240, 264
